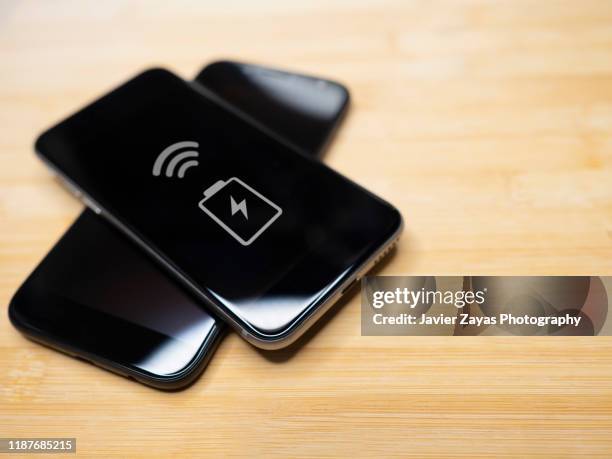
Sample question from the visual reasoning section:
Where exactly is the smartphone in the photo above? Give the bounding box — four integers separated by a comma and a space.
9, 210, 223, 389
34, 68, 403, 349
9, 62, 352, 387
194, 60, 350, 157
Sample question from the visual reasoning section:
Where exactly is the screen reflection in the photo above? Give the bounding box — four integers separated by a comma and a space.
195, 61, 349, 155
13, 210, 218, 376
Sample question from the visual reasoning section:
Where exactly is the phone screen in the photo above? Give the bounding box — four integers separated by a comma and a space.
35, 69, 401, 344
194, 61, 349, 156
10, 210, 220, 378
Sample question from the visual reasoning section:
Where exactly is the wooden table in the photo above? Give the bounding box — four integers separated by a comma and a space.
2, 1, 612, 456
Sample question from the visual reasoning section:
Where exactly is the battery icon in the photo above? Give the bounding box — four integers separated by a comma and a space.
198, 177, 283, 246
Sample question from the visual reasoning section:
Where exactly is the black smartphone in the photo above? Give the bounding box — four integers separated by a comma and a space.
34, 68, 403, 349
194, 61, 350, 157
9, 62, 352, 388
9, 210, 223, 389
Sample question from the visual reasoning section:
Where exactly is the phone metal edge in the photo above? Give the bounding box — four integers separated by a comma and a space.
8, 296, 225, 390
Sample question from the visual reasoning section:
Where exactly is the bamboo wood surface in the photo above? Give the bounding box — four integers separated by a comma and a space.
1, 1, 612, 457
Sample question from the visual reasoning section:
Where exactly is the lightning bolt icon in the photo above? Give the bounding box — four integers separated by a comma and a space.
230, 196, 248, 219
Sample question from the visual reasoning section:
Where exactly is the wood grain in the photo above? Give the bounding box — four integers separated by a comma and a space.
1, 0, 612, 457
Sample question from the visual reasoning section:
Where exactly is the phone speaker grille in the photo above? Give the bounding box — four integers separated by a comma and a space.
361, 237, 399, 278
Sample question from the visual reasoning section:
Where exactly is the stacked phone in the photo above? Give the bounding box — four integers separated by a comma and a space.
9, 61, 402, 389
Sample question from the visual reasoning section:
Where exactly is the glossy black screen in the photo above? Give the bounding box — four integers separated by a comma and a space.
36, 69, 401, 342
10, 210, 219, 378
195, 61, 349, 156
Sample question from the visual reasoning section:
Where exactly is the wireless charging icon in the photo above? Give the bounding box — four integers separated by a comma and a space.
199, 177, 283, 246
152, 141, 199, 178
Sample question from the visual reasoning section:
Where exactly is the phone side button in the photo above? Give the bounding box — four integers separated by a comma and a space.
82, 196, 102, 215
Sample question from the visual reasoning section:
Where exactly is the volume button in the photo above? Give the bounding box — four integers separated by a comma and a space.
82, 196, 102, 215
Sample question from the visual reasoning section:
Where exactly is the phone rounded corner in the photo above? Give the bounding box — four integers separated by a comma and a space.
235, 308, 315, 351
194, 59, 235, 82
145, 321, 226, 390
7, 284, 30, 335
137, 66, 174, 80
240, 329, 292, 351
322, 76, 351, 104
391, 207, 405, 236
33, 130, 50, 162
338, 82, 351, 105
